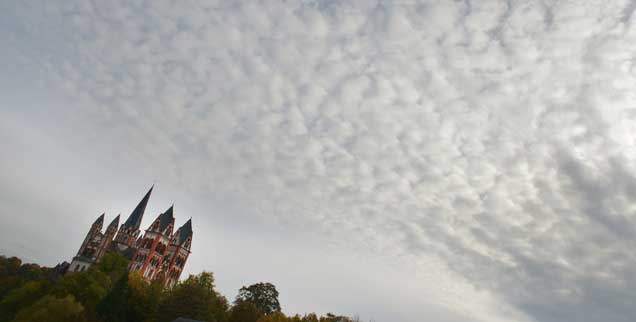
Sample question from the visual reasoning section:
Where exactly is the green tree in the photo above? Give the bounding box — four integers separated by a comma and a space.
157, 271, 229, 322
97, 252, 130, 281
96, 273, 130, 322
52, 268, 110, 315
235, 283, 281, 315
0, 256, 23, 299
256, 311, 289, 322
0, 256, 49, 299
0, 280, 49, 322
128, 271, 164, 322
229, 301, 263, 322
0, 256, 21, 278
11, 295, 86, 322
319, 313, 355, 322
298, 313, 318, 322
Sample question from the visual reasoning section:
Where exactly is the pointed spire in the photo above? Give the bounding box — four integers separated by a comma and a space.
107, 214, 120, 230
124, 186, 153, 230
176, 218, 193, 246
94, 213, 105, 226
157, 205, 175, 233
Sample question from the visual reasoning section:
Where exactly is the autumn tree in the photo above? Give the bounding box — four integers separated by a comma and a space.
128, 271, 164, 322
256, 311, 290, 322
96, 252, 130, 281
157, 271, 229, 322
234, 282, 281, 315
229, 301, 263, 322
0, 280, 49, 322
0, 256, 50, 300
96, 273, 130, 322
52, 268, 110, 316
12, 295, 86, 322
319, 313, 356, 322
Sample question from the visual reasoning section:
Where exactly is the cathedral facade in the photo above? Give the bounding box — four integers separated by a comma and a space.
69, 186, 192, 287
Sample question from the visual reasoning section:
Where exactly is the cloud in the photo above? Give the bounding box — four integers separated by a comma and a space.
3, 0, 636, 321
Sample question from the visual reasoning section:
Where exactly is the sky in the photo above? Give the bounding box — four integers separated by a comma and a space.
2, 0, 636, 321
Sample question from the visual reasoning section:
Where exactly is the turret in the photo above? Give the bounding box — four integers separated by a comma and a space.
129, 205, 175, 280
68, 213, 105, 273
75, 213, 104, 259
95, 214, 120, 261
148, 205, 175, 236
162, 218, 193, 287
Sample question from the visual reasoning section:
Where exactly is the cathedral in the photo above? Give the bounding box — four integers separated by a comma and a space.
68, 186, 193, 288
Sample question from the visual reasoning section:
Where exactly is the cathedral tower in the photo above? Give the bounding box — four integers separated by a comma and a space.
161, 218, 193, 287
68, 213, 104, 272
129, 205, 175, 281
95, 215, 120, 261
114, 186, 152, 252
68, 186, 193, 285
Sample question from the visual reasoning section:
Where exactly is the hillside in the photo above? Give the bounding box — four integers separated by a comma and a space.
0, 253, 362, 322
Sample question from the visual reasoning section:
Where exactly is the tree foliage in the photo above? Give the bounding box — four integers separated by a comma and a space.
157, 271, 229, 322
229, 301, 263, 322
12, 295, 86, 322
0, 256, 50, 299
0, 254, 364, 322
235, 282, 281, 315
97, 252, 130, 281
128, 271, 164, 322
96, 273, 130, 322
51, 268, 111, 319
0, 280, 49, 322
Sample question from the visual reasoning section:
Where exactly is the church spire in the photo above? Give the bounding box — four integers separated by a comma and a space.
107, 214, 120, 231
150, 204, 175, 235
93, 213, 105, 226
123, 186, 153, 230
175, 218, 193, 248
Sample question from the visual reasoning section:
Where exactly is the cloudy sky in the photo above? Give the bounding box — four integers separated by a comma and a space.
3, 0, 636, 321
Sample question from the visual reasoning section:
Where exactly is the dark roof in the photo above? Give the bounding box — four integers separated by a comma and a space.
171, 318, 204, 322
157, 205, 175, 233
107, 214, 120, 230
124, 186, 153, 230
176, 219, 193, 246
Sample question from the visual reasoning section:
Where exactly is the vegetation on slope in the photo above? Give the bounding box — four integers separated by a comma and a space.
0, 254, 362, 322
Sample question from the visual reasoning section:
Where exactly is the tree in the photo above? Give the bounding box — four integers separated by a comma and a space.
11, 295, 86, 322
157, 272, 229, 322
229, 301, 263, 322
319, 313, 355, 322
96, 273, 130, 322
234, 283, 281, 315
0, 256, 21, 278
256, 311, 289, 322
0, 256, 23, 299
128, 271, 164, 322
0, 256, 49, 299
96, 252, 130, 281
0, 280, 49, 322
52, 268, 110, 315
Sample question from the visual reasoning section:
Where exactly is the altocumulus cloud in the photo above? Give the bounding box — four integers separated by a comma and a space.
3, 0, 636, 321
